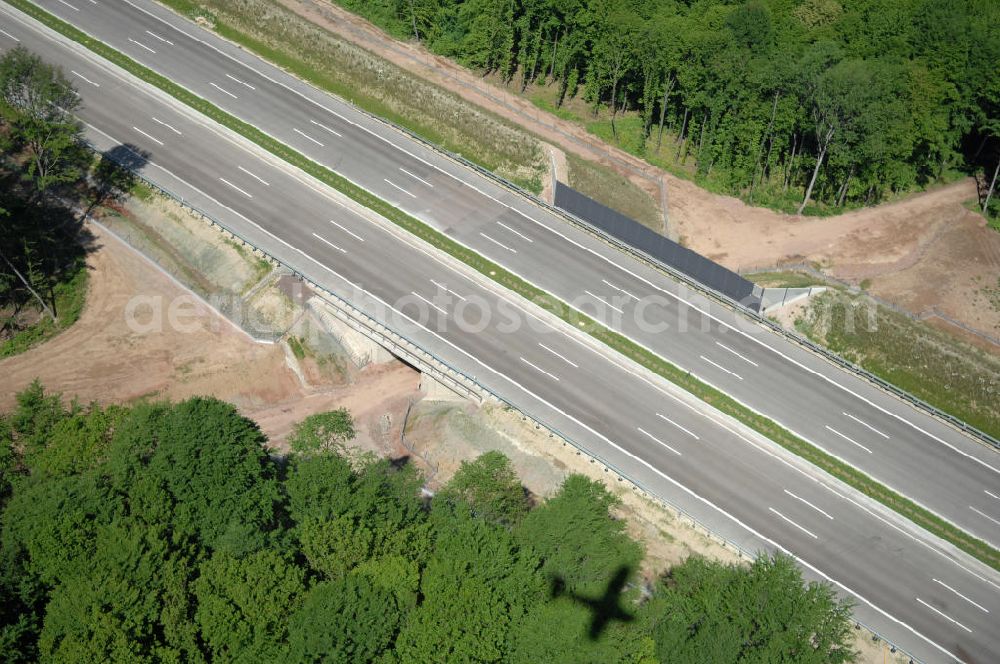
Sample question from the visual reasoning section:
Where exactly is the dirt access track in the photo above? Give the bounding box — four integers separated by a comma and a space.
0, 222, 420, 444
280, 0, 1000, 343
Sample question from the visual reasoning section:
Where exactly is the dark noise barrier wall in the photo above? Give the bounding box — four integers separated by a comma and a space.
554, 182, 761, 311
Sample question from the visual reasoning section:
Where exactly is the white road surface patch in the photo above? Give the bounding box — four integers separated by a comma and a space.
430, 279, 466, 301
637, 427, 682, 456
310, 233, 348, 254
783, 489, 834, 520
330, 220, 365, 242
399, 167, 433, 187
127, 37, 155, 53
145, 30, 174, 45
601, 279, 639, 300
218, 177, 253, 198
584, 290, 624, 314
824, 425, 874, 454
916, 598, 973, 633
383, 178, 417, 199
520, 357, 560, 382
209, 82, 238, 99
152, 117, 182, 135
496, 221, 533, 242
237, 166, 270, 186
71, 70, 99, 87
225, 73, 256, 90
769, 507, 818, 539
479, 232, 517, 253
699, 355, 742, 381
538, 343, 579, 368
131, 126, 163, 146
310, 119, 342, 137
969, 506, 1000, 528
931, 578, 990, 613
843, 412, 890, 439
655, 413, 700, 440
715, 341, 758, 367
412, 291, 448, 316
292, 128, 324, 147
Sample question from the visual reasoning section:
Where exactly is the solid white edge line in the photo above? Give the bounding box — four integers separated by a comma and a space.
310, 232, 347, 254
520, 356, 559, 382
825, 425, 874, 455
655, 413, 700, 440
538, 342, 579, 368
769, 507, 819, 539
931, 578, 990, 613
844, 412, 891, 439
636, 427, 681, 456
783, 489, 835, 520
237, 165, 270, 186
915, 598, 973, 633
131, 125, 163, 146
218, 177, 252, 198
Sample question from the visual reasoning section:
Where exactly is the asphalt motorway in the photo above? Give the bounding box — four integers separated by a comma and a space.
4, 3, 1000, 661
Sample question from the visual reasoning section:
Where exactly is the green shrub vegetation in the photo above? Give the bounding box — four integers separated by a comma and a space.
15, 2, 1000, 572
0, 383, 858, 662
326, 0, 1000, 214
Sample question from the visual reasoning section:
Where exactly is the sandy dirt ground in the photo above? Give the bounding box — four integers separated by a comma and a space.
0, 222, 421, 442
279, 0, 1000, 344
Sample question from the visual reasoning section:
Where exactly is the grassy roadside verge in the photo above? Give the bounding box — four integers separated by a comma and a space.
15, 0, 1000, 573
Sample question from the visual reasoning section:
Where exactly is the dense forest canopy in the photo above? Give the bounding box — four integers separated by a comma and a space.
0, 384, 857, 662
332, 0, 1000, 213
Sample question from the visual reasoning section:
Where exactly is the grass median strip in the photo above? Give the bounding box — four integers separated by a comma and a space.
14, 0, 1000, 573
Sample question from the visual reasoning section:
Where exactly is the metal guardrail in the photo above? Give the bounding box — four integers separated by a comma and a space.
98, 148, 916, 662
339, 100, 999, 453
